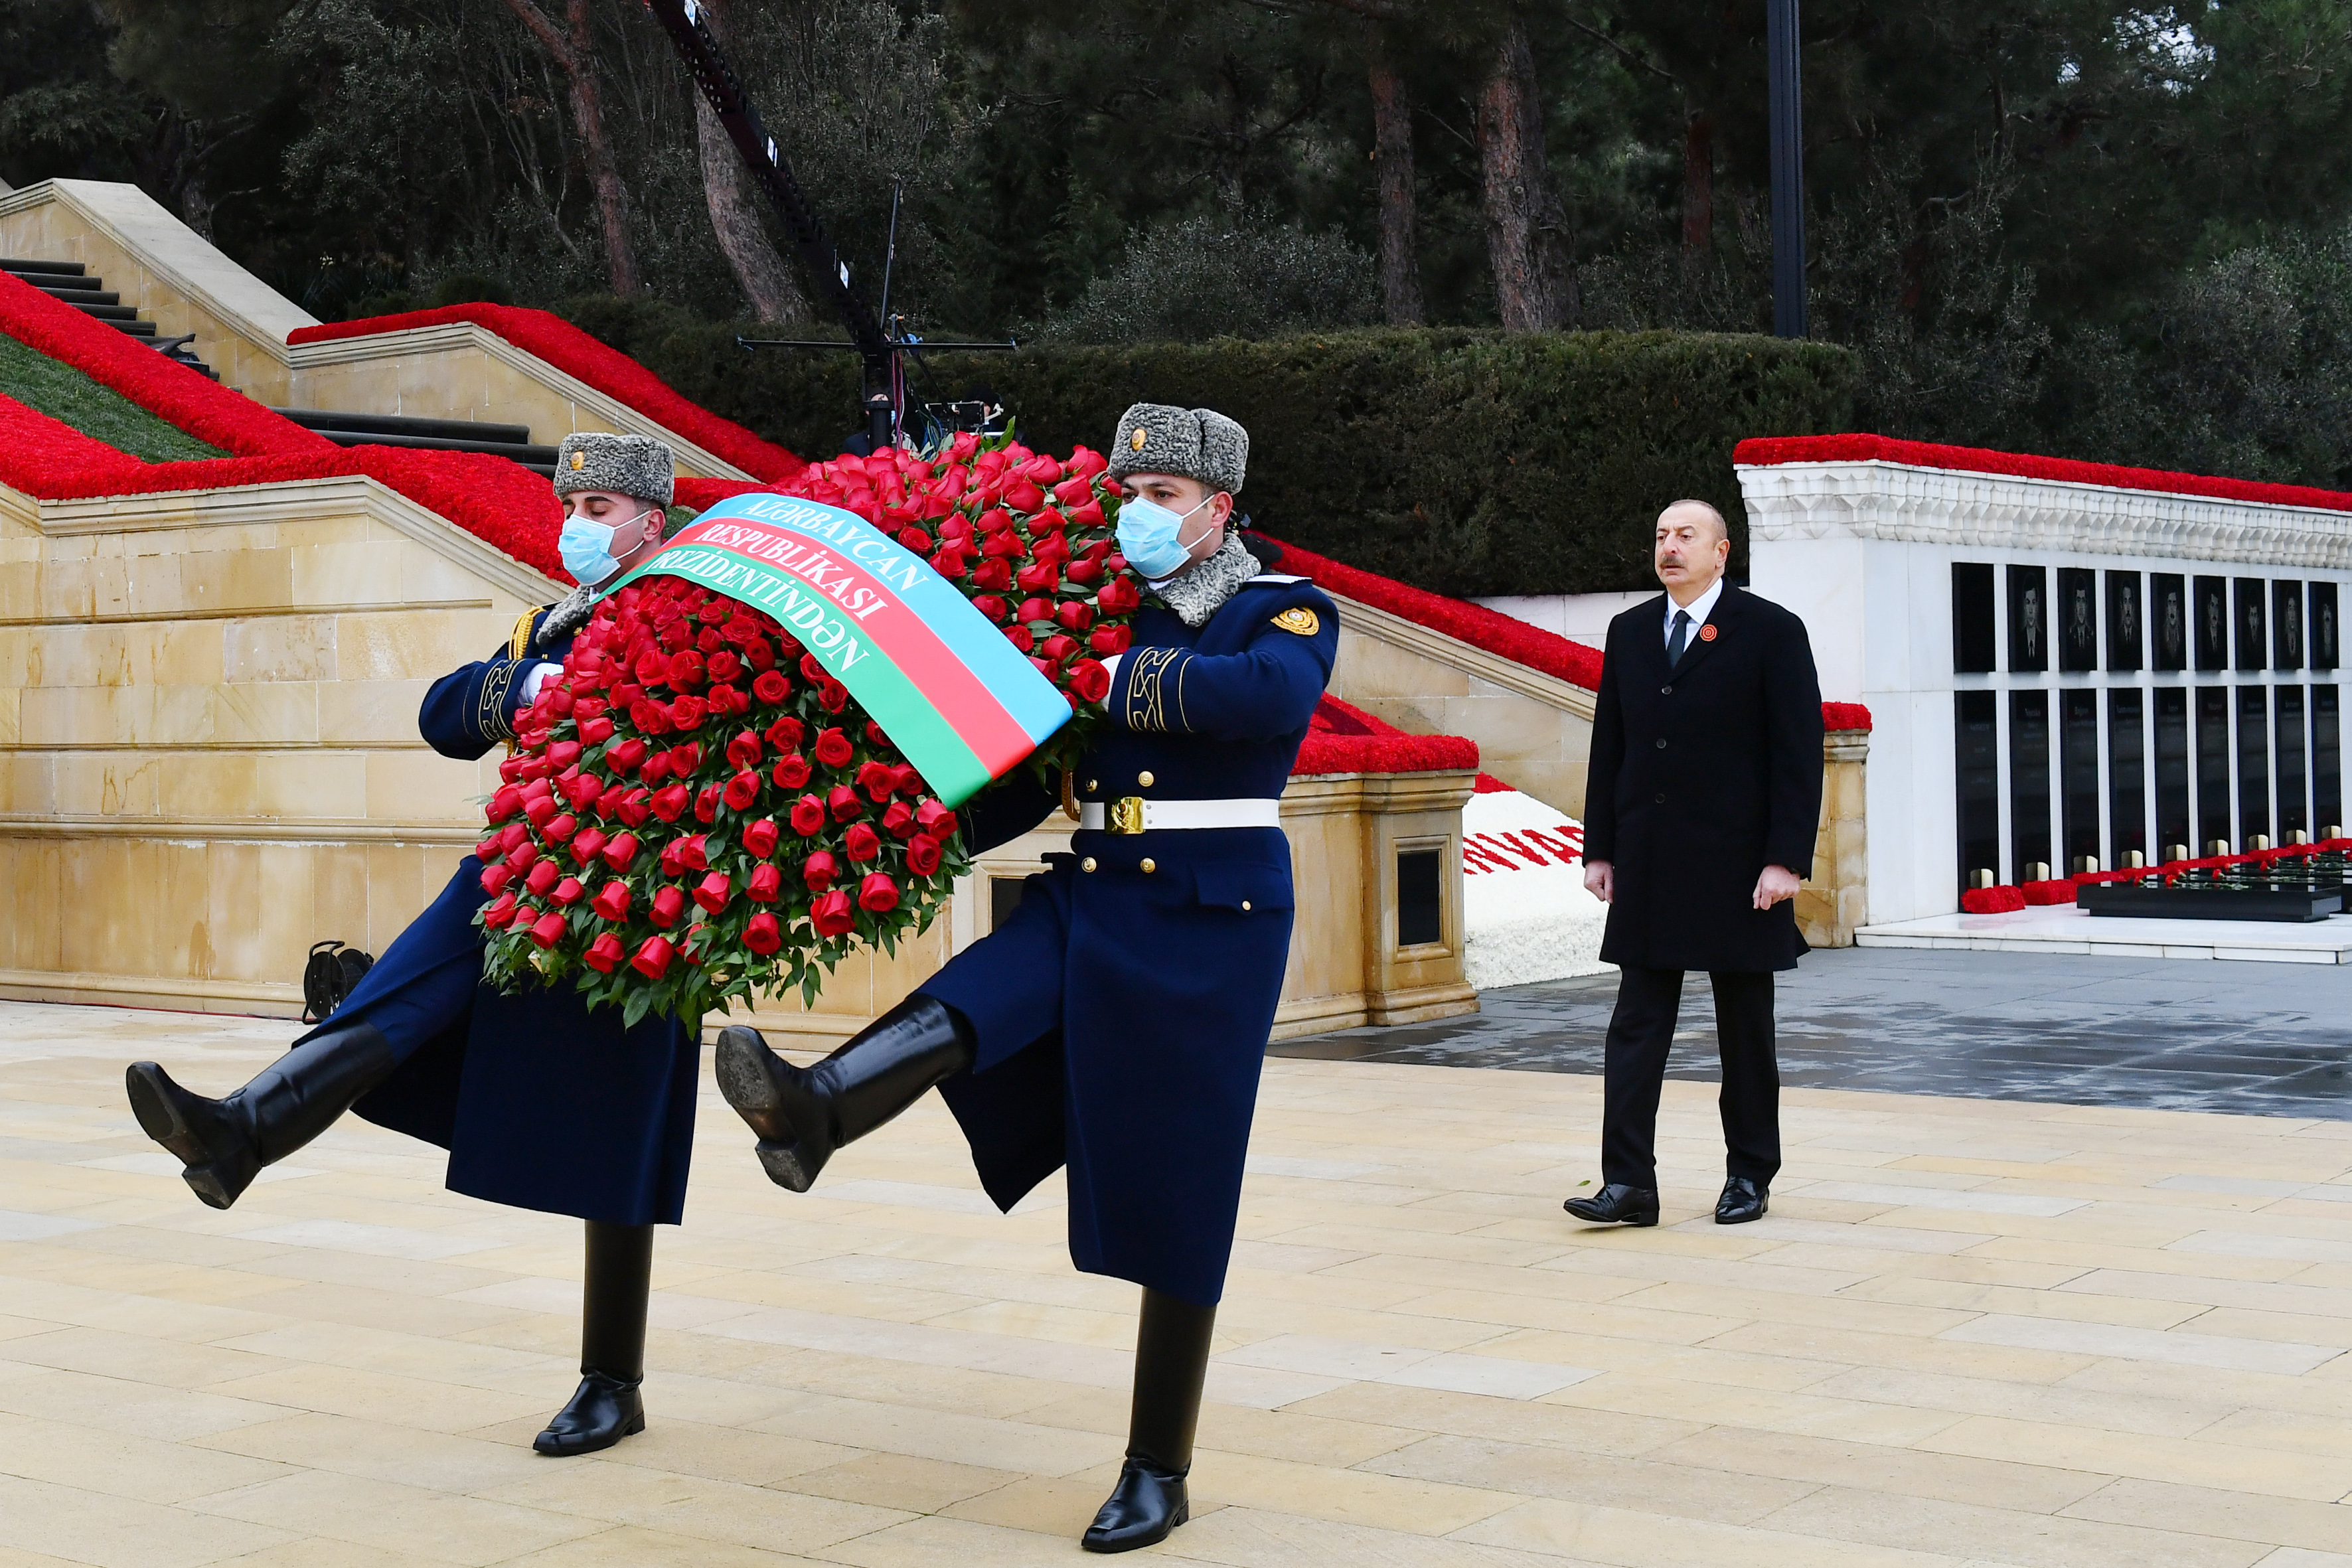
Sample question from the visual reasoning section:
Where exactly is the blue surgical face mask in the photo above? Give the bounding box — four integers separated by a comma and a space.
1116, 493, 1216, 581
560, 506, 656, 588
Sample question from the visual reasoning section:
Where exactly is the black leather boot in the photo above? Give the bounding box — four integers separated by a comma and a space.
535, 1221, 651, 1456
1084, 1289, 1215, 1553
125, 1021, 398, 1210
714, 995, 976, 1192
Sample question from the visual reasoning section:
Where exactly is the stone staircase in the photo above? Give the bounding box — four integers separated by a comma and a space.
270, 406, 560, 476
3, 256, 218, 378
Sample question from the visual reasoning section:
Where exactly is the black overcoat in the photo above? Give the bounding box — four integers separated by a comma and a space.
1585, 585, 1824, 973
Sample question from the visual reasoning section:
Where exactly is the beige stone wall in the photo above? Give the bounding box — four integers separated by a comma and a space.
0, 475, 556, 1012
1797, 730, 1870, 949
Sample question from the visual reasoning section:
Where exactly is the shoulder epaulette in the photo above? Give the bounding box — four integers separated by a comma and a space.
507, 606, 546, 660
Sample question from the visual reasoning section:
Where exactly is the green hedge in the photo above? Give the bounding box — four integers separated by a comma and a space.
556, 303, 1857, 596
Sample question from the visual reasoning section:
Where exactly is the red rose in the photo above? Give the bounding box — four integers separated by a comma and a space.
668, 649, 707, 688
828, 784, 864, 822
977, 507, 1012, 533
1016, 562, 1059, 594
631, 700, 672, 736
857, 872, 901, 913
487, 784, 524, 823
915, 799, 957, 837
651, 886, 687, 929
602, 831, 640, 870
803, 850, 839, 890
708, 684, 745, 718
613, 790, 653, 827
693, 871, 732, 913
584, 933, 625, 973
570, 827, 607, 866
1052, 474, 1091, 505
743, 818, 780, 857
483, 892, 519, 929
753, 669, 791, 704
898, 526, 931, 551
631, 935, 676, 979
771, 753, 812, 790
679, 833, 710, 871
542, 812, 578, 844
881, 800, 915, 838
1004, 479, 1044, 511
670, 694, 708, 730
580, 715, 615, 744
1089, 624, 1133, 656
743, 912, 783, 955
525, 861, 560, 896
1065, 497, 1106, 528
726, 730, 763, 768
591, 880, 631, 920
892, 764, 923, 796
1039, 635, 1076, 665
765, 715, 806, 751
650, 783, 691, 823
744, 637, 775, 670
480, 864, 514, 896
528, 911, 568, 949
971, 559, 1012, 591
811, 889, 856, 936
906, 834, 943, 876
706, 651, 742, 683
1065, 558, 1104, 587
815, 728, 854, 767
633, 650, 668, 685
818, 678, 848, 713
548, 740, 582, 770
845, 823, 882, 862
791, 794, 826, 836
694, 783, 724, 823
931, 549, 967, 578
1097, 577, 1140, 614
1056, 601, 1093, 632
524, 795, 559, 827
724, 770, 761, 811
971, 594, 1008, 622
1016, 596, 1054, 623
499, 755, 526, 785
1069, 658, 1112, 703
507, 840, 540, 872
747, 864, 783, 902
866, 722, 890, 746
1004, 626, 1034, 654
475, 834, 504, 863
856, 760, 895, 801
552, 876, 584, 906
607, 739, 647, 775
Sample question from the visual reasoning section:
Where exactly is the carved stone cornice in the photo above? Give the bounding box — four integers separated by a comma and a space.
1328, 591, 1599, 720
1740, 459, 2352, 571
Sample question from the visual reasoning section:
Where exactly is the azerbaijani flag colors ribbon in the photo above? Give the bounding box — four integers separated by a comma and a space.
601, 493, 1072, 807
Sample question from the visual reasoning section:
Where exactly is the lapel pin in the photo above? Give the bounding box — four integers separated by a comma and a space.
1699, 624, 1718, 642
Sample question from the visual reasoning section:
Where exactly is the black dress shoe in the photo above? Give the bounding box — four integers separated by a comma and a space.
1563, 1184, 1660, 1226
532, 1370, 645, 1456
1715, 1176, 1769, 1224
1083, 1457, 1189, 1553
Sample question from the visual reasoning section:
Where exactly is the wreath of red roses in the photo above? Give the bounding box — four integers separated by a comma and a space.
475, 431, 1140, 1027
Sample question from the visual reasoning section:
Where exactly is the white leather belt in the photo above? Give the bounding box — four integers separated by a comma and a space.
1078, 797, 1281, 834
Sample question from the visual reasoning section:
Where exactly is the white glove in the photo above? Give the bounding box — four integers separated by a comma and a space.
1099, 652, 1124, 706
518, 661, 564, 706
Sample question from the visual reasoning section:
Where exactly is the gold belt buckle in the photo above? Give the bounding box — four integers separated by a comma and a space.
1107, 797, 1146, 835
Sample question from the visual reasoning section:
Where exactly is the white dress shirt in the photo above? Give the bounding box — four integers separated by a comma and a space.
1664, 576, 1725, 651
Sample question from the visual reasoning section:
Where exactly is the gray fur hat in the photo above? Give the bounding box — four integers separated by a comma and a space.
554, 431, 675, 507
1105, 403, 1248, 495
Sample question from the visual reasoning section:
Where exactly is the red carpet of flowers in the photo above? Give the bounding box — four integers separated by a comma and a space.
1736, 432, 2352, 515
1296, 692, 1479, 777
479, 435, 1143, 1022
289, 305, 804, 482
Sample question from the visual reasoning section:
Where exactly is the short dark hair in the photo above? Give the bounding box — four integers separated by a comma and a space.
1658, 499, 1727, 541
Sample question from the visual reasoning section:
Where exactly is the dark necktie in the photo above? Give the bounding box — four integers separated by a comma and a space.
1668, 609, 1693, 667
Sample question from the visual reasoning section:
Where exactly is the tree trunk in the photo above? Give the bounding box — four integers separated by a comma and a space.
692, 0, 809, 323
499, 0, 639, 295
1366, 31, 1424, 325
1476, 19, 1568, 331
1682, 106, 1713, 256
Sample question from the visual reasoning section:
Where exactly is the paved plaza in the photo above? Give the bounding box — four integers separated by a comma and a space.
3, 969, 2352, 1567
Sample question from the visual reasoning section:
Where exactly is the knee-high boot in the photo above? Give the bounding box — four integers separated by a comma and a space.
125, 1021, 399, 1210
534, 1220, 652, 1456
713, 994, 976, 1191
1083, 1289, 1216, 1553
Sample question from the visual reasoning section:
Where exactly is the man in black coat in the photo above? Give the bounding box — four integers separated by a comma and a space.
1565, 499, 1824, 1227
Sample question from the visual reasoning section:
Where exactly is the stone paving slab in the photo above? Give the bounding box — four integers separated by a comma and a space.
1, 998, 2349, 1565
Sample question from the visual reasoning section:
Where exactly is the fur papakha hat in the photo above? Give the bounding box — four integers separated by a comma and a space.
1105, 403, 1248, 495
554, 431, 676, 507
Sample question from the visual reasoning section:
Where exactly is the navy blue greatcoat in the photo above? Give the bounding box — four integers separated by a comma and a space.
322, 605, 700, 1227
918, 572, 1338, 1306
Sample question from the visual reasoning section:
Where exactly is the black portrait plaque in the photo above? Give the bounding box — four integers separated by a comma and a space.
1954, 690, 2000, 892
2058, 568, 2098, 672
2061, 688, 2101, 866
2238, 685, 2271, 846
2313, 583, 2339, 672
2317, 686, 2343, 836
1952, 563, 1996, 674
2154, 686, 2191, 856
2197, 686, 2232, 850
2109, 688, 2147, 864
2274, 581, 2304, 670
2278, 686, 2308, 838
2194, 576, 2229, 672
2234, 579, 2268, 673
2105, 572, 2144, 673
2152, 574, 2188, 672
2011, 690, 2053, 876
2007, 565, 2049, 673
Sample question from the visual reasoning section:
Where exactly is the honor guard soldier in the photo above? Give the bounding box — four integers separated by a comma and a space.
715, 404, 1338, 1553
125, 433, 699, 1458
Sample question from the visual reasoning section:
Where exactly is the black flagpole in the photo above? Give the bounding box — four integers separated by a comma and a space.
1767, 0, 1806, 338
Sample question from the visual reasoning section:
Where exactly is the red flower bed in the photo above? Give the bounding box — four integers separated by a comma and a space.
1735, 433, 2352, 514
1822, 701, 1873, 733
1960, 885, 2027, 914
289, 305, 803, 481
0, 272, 332, 459
2020, 878, 2078, 906
1294, 692, 1480, 777
1265, 536, 1607, 690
